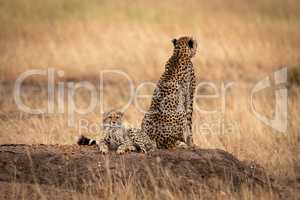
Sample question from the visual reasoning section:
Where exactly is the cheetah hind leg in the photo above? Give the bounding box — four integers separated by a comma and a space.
175, 140, 189, 149
116, 144, 137, 154
135, 143, 147, 153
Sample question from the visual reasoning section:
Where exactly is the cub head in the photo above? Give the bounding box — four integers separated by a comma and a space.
172, 36, 197, 58
103, 110, 124, 127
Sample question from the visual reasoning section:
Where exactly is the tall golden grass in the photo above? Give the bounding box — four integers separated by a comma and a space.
0, 0, 299, 199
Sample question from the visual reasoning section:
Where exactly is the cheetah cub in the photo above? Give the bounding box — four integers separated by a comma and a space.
77, 110, 156, 154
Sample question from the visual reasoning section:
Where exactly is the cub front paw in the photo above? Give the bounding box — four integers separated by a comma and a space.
97, 144, 109, 154
99, 148, 109, 154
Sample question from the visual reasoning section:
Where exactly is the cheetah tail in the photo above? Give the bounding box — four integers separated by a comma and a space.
76, 135, 97, 145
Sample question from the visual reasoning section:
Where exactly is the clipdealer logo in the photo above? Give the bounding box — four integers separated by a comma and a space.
13, 67, 288, 133
250, 67, 288, 133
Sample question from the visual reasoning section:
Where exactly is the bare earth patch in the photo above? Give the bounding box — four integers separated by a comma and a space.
0, 144, 293, 199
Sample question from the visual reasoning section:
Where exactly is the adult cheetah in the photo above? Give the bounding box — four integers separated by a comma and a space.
141, 36, 197, 149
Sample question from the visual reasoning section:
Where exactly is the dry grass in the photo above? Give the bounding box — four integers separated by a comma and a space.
0, 0, 300, 199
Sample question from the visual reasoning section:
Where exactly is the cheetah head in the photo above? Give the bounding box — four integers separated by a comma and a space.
172, 36, 197, 58
103, 110, 124, 127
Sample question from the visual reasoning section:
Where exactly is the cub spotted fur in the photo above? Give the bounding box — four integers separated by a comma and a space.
77, 110, 156, 154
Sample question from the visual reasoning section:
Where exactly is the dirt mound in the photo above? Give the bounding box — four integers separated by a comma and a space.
0, 144, 277, 199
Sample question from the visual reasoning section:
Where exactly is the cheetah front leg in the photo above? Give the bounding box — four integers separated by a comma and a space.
185, 75, 195, 146
97, 139, 109, 154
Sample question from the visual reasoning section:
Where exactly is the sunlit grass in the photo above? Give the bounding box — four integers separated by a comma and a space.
0, 0, 299, 199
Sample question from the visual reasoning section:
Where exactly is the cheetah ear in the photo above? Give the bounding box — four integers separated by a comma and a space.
172, 38, 177, 46
188, 39, 194, 48
117, 111, 124, 117
103, 112, 109, 119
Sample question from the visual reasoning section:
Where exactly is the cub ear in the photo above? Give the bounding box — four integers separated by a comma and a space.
117, 111, 124, 117
188, 39, 194, 48
103, 112, 110, 119
172, 38, 177, 46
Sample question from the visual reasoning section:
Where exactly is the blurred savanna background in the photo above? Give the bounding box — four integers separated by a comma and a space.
0, 0, 300, 199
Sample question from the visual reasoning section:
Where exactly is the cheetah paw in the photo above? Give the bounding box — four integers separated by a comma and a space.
175, 141, 189, 149
128, 146, 137, 152
116, 149, 126, 154
98, 146, 109, 154
100, 149, 108, 154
